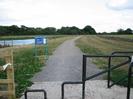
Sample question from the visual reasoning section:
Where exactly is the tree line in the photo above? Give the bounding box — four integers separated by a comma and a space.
0, 25, 132, 35
100, 28, 133, 35
0, 25, 96, 35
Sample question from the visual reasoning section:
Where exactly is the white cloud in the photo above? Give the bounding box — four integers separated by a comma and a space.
107, 0, 133, 10
108, 0, 127, 7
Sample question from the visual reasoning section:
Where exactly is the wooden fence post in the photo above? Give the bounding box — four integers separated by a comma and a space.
0, 49, 15, 99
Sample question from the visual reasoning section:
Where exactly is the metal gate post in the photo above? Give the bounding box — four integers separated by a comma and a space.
127, 62, 133, 99
108, 56, 112, 88
82, 55, 87, 99
61, 83, 65, 99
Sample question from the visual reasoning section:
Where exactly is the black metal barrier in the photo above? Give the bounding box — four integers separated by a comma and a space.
61, 51, 133, 99
24, 89, 47, 99
61, 81, 82, 99
127, 62, 133, 99
108, 51, 133, 88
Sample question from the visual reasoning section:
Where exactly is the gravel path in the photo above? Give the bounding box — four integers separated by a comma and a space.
31, 36, 102, 82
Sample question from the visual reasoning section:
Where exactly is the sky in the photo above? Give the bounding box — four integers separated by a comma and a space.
0, 0, 133, 32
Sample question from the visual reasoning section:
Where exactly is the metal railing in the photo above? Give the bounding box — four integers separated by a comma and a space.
61, 51, 133, 99
127, 62, 133, 99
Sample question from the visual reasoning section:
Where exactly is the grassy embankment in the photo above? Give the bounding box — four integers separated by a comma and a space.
76, 35, 133, 87
0, 35, 74, 98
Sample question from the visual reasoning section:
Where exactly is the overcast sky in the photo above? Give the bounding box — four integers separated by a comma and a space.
0, 0, 133, 32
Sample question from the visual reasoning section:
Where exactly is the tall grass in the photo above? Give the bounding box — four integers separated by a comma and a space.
13, 47, 43, 97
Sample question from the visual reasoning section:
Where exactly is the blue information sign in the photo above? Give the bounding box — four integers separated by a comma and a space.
35, 36, 44, 45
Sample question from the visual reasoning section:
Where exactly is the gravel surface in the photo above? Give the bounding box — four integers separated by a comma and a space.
21, 80, 133, 99
31, 36, 103, 82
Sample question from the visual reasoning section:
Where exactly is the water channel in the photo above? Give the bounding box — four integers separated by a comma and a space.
0, 39, 46, 46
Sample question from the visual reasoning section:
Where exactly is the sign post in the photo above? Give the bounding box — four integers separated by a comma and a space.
34, 36, 48, 64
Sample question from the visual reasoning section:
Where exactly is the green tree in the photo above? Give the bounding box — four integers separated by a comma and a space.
0, 26, 8, 35
57, 26, 81, 35
117, 29, 125, 34
43, 27, 57, 35
82, 25, 96, 34
57, 27, 70, 34
69, 26, 81, 35
125, 28, 132, 34
8, 25, 20, 35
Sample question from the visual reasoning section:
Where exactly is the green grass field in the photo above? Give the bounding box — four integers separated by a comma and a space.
76, 35, 133, 54
0, 35, 73, 98
76, 35, 133, 87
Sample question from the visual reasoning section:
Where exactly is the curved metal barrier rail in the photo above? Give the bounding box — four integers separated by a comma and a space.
24, 89, 47, 99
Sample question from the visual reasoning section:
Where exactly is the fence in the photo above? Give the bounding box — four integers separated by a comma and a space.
62, 51, 133, 99
0, 50, 15, 99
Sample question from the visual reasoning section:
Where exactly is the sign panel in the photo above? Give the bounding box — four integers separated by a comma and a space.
35, 36, 44, 45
